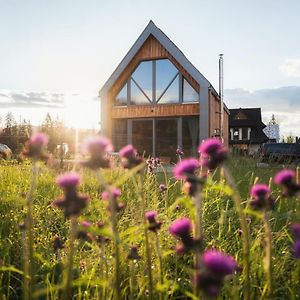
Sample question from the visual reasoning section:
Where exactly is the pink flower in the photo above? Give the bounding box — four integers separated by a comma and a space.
56, 172, 81, 189
30, 132, 48, 147
173, 158, 199, 180
274, 169, 295, 185
169, 218, 192, 236
22, 132, 49, 161
119, 144, 137, 158
250, 184, 275, 210
202, 250, 237, 277
119, 144, 143, 169
250, 184, 270, 198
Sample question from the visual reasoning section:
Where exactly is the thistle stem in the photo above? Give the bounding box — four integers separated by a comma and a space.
96, 171, 121, 300
135, 175, 154, 300
223, 166, 250, 300
23, 160, 38, 300
63, 217, 77, 300
155, 232, 163, 285
263, 210, 273, 298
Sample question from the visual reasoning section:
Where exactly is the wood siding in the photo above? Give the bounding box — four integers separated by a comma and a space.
112, 103, 199, 119
107, 35, 201, 136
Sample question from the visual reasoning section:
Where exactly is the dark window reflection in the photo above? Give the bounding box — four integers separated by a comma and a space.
182, 117, 199, 157
183, 79, 198, 102
114, 84, 127, 106
132, 120, 153, 157
158, 75, 179, 104
156, 119, 177, 162
113, 119, 128, 151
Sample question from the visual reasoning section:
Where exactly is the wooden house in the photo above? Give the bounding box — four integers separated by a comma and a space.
229, 108, 269, 155
99, 21, 229, 162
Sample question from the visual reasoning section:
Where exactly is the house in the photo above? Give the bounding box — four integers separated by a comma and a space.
229, 108, 269, 155
99, 21, 229, 162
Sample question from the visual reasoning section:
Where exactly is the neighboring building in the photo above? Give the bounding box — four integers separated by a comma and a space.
99, 21, 229, 162
263, 115, 280, 143
229, 108, 268, 155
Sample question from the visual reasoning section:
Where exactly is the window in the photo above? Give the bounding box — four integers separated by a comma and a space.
113, 59, 198, 106
242, 128, 248, 140
182, 117, 199, 157
113, 119, 128, 150
233, 129, 239, 141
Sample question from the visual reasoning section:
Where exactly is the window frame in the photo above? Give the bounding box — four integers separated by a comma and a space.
113, 58, 198, 106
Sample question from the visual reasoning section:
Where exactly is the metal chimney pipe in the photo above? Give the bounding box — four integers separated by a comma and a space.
219, 54, 224, 142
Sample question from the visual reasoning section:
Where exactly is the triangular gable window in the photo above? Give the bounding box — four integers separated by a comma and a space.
115, 84, 127, 106
183, 78, 198, 102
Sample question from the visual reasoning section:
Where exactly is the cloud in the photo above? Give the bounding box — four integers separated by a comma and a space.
0, 91, 65, 108
225, 86, 300, 136
280, 59, 300, 78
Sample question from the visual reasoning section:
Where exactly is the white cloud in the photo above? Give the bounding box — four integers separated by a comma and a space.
279, 58, 300, 78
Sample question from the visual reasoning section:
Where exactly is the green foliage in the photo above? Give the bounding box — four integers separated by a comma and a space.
0, 158, 300, 299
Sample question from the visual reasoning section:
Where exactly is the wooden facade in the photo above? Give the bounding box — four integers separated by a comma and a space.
100, 21, 229, 159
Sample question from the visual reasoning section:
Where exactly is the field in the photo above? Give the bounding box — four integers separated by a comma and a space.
0, 155, 300, 299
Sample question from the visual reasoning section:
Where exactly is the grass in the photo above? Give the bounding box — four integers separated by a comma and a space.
0, 156, 299, 299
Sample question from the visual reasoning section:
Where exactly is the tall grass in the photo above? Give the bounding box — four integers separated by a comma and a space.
0, 156, 299, 299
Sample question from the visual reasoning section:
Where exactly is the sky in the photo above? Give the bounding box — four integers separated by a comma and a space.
0, 0, 300, 136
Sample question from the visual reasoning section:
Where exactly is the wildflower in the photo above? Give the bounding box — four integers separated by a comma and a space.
127, 245, 141, 260
291, 223, 300, 240
82, 136, 112, 169
145, 211, 162, 232
159, 184, 167, 193
77, 220, 93, 242
274, 169, 300, 197
194, 249, 237, 298
119, 144, 143, 168
146, 157, 160, 173
53, 236, 64, 251
169, 218, 201, 254
198, 138, 227, 170
292, 240, 300, 259
101, 187, 125, 212
53, 172, 89, 218
96, 221, 110, 244
182, 181, 198, 197
249, 184, 275, 210
176, 147, 184, 157
22, 132, 49, 161
173, 158, 199, 181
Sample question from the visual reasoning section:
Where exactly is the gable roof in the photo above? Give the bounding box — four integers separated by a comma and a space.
99, 20, 214, 97
229, 108, 266, 128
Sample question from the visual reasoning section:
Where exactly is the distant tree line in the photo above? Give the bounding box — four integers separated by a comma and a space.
0, 112, 97, 156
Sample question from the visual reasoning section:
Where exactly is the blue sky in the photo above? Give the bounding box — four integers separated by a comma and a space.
0, 0, 299, 135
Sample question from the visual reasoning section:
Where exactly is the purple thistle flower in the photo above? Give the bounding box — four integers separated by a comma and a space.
176, 148, 184, 157
81, 220, 92, 228
250, 184, 275, 210
77, 221, 93, 242
53, 236, 64, 251
119, 144, 143, 168
22, 132, 49, 161
145, 211, 162, 232
56, 172, 81, 190
30, 132, 49, 147
159, 184, 167, 192
53, 172, 89, 218
169, 218, 192, 236
292, 240, 300, 259
173, 158, 199, 181
198, 138, 227, 170
274, 169, 300, 197
82, 136, 112, 169
169, 218, 201, 253
182, 181, 198, 197
194, 272, 222, 298
101, 187, 125, 213
202, 250, 237, 277
291, 223, 300, 240
274, 169, 295, 185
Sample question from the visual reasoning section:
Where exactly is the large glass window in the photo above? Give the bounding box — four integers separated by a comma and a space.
182, 117, 199, 157
113, 59, 198, 106
113, 119, 128, 150
132, 120, 153, 157
156, 119, 177, 162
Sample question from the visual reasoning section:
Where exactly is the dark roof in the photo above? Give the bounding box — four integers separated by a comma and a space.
229, 108, 266, 128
